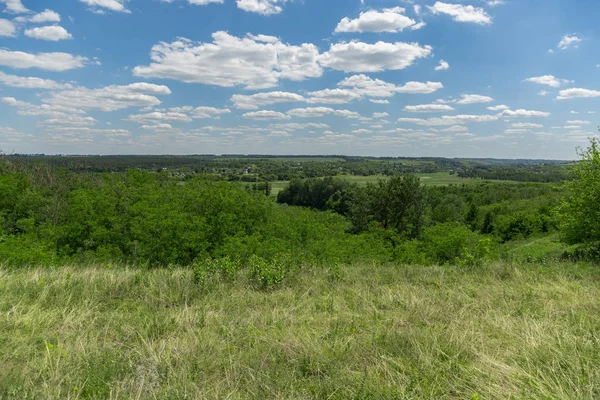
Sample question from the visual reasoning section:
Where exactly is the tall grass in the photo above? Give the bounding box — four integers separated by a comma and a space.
1, 261, 599, 399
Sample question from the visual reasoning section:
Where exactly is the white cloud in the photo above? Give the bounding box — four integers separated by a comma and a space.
457, 94, 494, 104
0, 0, 29, 13
338, 74, 443, 97
0, 18, 16, 37
127, 111, 192, 124
370, 99, 389, 104
487, 0, 504, 6
268, 122, 329, 131
287, 107, 360, 119
487, 104, 509, 111
15, 9, 61, 23
242, 110, 291, 120
525, 75, 571, 88
40, 115, 98, 128
538, 90, 550, 96
0, 71, 72, 89
501, 109, 551, 117
190, 106, 231, 119
236, 0, 287, 15
435, 60, 449, 71
231, 91, 305, 109
557, 88, 600, 100
319, 41, 432, 73
78, 0, 130, 13
557, 34, 582, 50
404, 104, 455, 112
133, 32, 322, 89
0, 127, 33, 144
2, 97, 86, 118
306, 88, 362, 104
373, 112, 389, 118
334, 7, 424, 33
398, 114, 500, 126
511, 122, 544, 128
428, 2, 492, 25
24, 26, 73, 41
162, 0, 223, 5
44, 83, 172, 112
0, 49, 88, 71
566, 120, 591, 124
140, 123, 180, 133
439, 125, 468, 132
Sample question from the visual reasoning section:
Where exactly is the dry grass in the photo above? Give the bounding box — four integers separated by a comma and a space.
1, 262, 600, 399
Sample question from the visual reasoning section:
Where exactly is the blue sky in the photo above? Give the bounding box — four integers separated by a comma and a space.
0, 0, 598, 158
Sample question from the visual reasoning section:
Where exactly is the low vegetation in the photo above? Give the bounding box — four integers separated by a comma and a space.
1, 140, 599, 398
2, 261, 600, 399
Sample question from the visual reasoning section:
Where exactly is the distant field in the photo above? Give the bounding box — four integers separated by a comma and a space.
2, 262, 599, 399
271, 173, 495, 196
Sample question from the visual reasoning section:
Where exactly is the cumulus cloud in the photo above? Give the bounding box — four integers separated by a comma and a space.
44, 83, 172, 112
556, 88, 600, 100
242, 110, 291, 120
557, 34, 582, 50
126, 111, 192, 124
487, 104, 509, 111
510, 122, 544, 128
133, 32, 322, 89
15, 9, 61, 23
525, 75, 571, 88
435, 60, 449, 71
0, 49, 88, 71
319, 41, 432, 73
190, 106, 231, 119
398, 114, 500, 126
334, 7, 424, 33
0, 0, 29, 14
404, 104, 455, 112
306, 88, 362, 104
566, 120, 591, 124
2, 97, 86, 117
0, 71, 73, 89
338, 74, 443, 97
231, 92, 305, 109
456, 94, 494, 104
0, 18, 16, 37
501, 109, 551, 117
78, 0, 130, 13
236, 0, 287, 15
287, 107, 361, 119
24, 26, 73, 41
428, 2, 492, 25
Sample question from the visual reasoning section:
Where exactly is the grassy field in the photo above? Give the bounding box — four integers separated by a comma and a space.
270, 173, 488, 196
2, 262, 600, 399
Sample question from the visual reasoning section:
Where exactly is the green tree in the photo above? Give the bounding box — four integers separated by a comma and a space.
349, 175, 426, 238
559, 138, 600, 245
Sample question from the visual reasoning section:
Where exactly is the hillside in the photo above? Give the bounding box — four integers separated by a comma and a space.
2, 262, 599, 399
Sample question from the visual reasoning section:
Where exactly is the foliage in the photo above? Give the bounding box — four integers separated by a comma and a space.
348, 174, 426, 238
559, 138, 600, 247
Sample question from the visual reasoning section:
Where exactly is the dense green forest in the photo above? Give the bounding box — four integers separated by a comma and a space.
0, 141, 596, 272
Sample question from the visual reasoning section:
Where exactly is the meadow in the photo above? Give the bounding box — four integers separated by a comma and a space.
2, 261, 600, 399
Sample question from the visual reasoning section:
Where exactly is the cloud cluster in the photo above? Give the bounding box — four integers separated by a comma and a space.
335, 7, 425, 33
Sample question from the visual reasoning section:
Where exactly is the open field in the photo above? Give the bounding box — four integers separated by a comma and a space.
270, 173, 507, 196
2, 262, 600, 399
